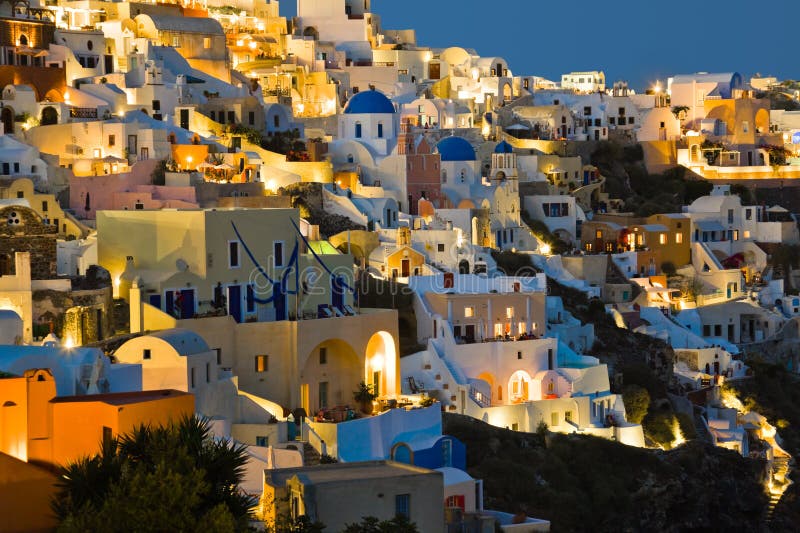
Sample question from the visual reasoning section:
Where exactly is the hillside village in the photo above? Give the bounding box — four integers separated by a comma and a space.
0, 0, 799, 531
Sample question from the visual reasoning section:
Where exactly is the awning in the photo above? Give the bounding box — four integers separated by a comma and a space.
695, 220, 725, 232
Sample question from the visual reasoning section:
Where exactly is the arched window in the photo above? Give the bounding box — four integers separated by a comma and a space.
18, 34, 27, 46
441, 169, 447, 183
377, 122, 384, 138
354, 121, 362, 138
347, 153, 354, 164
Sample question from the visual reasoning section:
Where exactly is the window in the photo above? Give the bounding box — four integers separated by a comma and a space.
727, 209, 734, 224
742, 121, 749, 133
228, 111, 235, 124
190, 367, 195, 388
274, 241, 284, 267
377, 122, 384, 138
437, 243, 445, 253
565, 410, 573, 422
659, 234, 667, 245
675, 233, 683, 244
248, 111, 255, 126
143, 349, 151, 360
15, 190, 22, 198
395, 494, 410, 518
506, 307, 514, 319
595, 230, 603, 239
733, 230, 739, 241
228, 241, 240, 268
102, 426, 112, 447
152, 100, 161, 111
628, 117, 635, 125
609, 117, 615, 125
41, 201, 48, 212
551, 412, 559, 426
215, 348, 222, 365
256, 436, 269, 447
13, 162, 19, 173
583, 106, 591, 116
355, 121, 362, 138
745, 209, 752, 221
319, 347, 327, 365
203, 37, 211, 49
743, 230, 751, 239
206, 362, 210, 383
274, 115, 280, 128
172, 36, 181, 48
464, 306, 475, 318
517, 351, 522, 360
108, 134, 115, 147
255, 355, 268, 372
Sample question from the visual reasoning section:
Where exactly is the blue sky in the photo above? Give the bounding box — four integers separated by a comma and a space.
281, 0, 796, 90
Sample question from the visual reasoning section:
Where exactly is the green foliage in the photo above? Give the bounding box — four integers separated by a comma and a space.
419, 395, 435, 408
642, 409, 677, 448
675, 412, 697, 440
520, 216, 570, 255
353, 381, 377, 404
661, 261, 676, 277
267, 514, 326, 533
619, 363, 667, 399
261, 129, 306, 156
491, 249, 538, 276
53, 416, 254, 531
342, 515, 420, 533
151, 159, 167, 185
230, 124, 263, 146
622, 385, 650, 424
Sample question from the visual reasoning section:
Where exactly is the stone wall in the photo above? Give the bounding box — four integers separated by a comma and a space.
0, 205, 57, 279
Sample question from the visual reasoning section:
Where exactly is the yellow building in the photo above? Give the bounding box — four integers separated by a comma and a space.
262, 461, 445, 532
0, 452, 58, 533
0, 368, 194, 469
0, 178, 89, 239
97, 208, 354, 324
627, 213, 691, 271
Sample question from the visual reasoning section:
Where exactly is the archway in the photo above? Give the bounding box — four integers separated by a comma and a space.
303, 27, 318, 40
507, 370, 533, 403
458, 259, 470, 274
476, 372, 496, 405
390, 442, 413, 464
365, 331, 398, 398
0, 107, 12, 134
40, 106, 58, 125
301, 339, 361, 415
502, 83, 512, 103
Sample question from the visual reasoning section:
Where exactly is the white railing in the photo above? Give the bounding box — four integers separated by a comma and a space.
302, 421, 327, 457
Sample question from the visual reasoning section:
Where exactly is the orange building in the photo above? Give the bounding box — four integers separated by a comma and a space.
0, 368, 194, 469
0, 452, 59, 533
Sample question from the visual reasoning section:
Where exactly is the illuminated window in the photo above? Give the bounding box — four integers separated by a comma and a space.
464, 306, 475, 318
506, 307, 514, 319
743, 230, 751, 239
255, 355, 268, 373
595, 230, 603, 239
659, 234, 667, 245
675, 233, 683, 244
636, 234, 643, 246
203, 37, 211, 49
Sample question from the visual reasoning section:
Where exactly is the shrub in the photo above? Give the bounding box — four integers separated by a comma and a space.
622, 385, 650, 425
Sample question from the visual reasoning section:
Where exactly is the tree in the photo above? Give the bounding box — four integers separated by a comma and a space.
53, 416, 254, 532
267, 514, 326, 533
342, 515, 420, 533
622, 385, 650, 425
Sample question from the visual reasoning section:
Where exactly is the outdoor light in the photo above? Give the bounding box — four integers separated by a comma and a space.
539, 243, 551, 255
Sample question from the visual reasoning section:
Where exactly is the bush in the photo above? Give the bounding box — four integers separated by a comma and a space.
661, 261, 676, 277
643, 410, 677, 448
622, 385, 650, 424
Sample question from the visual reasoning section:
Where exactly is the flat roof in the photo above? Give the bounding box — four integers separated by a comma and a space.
50, 389, 190, 406
266, 460, 437, 486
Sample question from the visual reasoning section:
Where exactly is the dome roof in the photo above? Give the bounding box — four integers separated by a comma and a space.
436, 136, 476, 162
343, 89, 396, 114
494, 140, 513, 153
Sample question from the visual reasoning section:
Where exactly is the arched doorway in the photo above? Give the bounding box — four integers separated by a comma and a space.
301, 339, 361, 415
0, 107, 13, 134
458, 259, 469, 274
303, 27, 318, 40
390, 442, 413, 464
365, 331, 398, 398
507, 370, 533, 403
40, 106, 58, 126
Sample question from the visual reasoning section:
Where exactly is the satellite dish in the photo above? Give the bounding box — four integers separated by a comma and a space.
176, 259, 189, 272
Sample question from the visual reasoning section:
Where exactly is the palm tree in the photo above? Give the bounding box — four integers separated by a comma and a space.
53, 416, 255, 531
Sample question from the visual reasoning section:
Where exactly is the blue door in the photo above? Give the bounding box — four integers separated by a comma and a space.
180, 289, 195, 319
165, 291, 175, 317
331, 276, 345, 312
228, 285, 242, 323
274, 283, 286, 321
149, 294, 161, 310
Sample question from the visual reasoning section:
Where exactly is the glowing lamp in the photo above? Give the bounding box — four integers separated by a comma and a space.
539, 243, 551, 255
371, 353, 384, 369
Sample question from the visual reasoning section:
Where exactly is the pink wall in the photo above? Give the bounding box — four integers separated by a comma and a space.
70, 160, 158, 220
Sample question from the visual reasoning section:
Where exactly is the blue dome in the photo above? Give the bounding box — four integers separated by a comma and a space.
343, 89, 396, 114
436, 136, 476, 162
494, 140, 513, 154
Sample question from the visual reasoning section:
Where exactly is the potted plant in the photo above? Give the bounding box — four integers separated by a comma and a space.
353, 381, 377, 415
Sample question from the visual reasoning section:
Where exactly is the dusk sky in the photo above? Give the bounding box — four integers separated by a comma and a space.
282, 0, 797, 90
